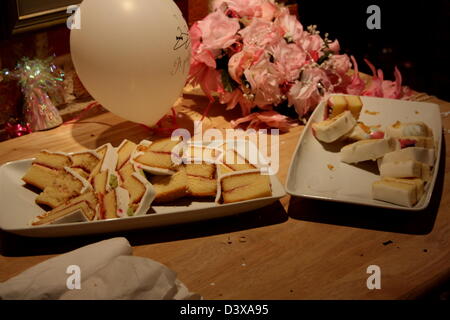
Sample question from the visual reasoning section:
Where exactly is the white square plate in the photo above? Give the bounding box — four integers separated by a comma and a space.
285, 96, 442, 211
0, 159, 286, 238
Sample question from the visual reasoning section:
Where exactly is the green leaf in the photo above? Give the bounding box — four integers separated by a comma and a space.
317, 51, 332, 65
221, 69, 237, 93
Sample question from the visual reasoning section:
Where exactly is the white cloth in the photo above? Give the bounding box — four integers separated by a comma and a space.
0, 237, 201, 300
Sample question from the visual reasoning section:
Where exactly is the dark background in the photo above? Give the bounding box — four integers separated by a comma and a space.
0, 0, 449, 100
298, 0, 450, 100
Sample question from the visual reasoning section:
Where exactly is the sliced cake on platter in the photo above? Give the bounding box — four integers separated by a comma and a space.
182, 145, 219, 198
35, 167, 92, 209
70, 151, 100, 179
149, 165, 188, 203
32, 191, 98, 226
185, 163, 217, 197
132, 137, 183, 175
116, 139, 137, 171
217, 148, 257, 176
216, 169, 272, 204
22, 151, 72, 190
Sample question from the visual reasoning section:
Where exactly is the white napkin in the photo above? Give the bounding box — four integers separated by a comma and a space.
0, 237, 201, 300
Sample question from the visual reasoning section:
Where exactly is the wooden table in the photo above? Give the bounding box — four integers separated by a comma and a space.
0, 93, 449, 300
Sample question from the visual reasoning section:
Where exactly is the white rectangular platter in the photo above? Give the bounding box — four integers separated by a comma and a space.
285, 95, 442, 211
0, 159, 286, 238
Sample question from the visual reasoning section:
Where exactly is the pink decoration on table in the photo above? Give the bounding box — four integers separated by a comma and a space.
188, 0, 413, 130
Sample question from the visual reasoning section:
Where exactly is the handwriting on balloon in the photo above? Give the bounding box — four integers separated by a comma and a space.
173, 27, 190, 51
171, 56, 190, 76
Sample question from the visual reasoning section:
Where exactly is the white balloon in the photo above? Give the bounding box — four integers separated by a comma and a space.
70, 0, 190, 126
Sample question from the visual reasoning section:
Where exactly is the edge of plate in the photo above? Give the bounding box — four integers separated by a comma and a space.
0, 159, 287, 236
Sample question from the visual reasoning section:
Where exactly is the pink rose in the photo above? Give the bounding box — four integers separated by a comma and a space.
287, 68, 329, 116
258, 0, 279, 21
188, 50, 222, 98
240, 18, 282, 48
270, 40, 307, 82
328, 39, 340, 53
228, 46, 264, 83
219, 88, 255, 115
213, 0, 280, 21
329, 54, 351, 76
190, 22, 202, 52
244, 54, 283, 108
300, 33, 324, 54
198, 10, 240, 50
274, 7, 304, 43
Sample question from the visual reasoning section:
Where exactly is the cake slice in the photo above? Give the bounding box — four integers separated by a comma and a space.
372, 178, 424, 207
103, 187, 130, 219
383, 177, 425, 200
344, 95, 363, 119
312, 111, 357, 143
132, 138, 183, 175
35, 167, 92, 209
183, 145, 221, 164
71, 151, 100, 176
397, 136, 435, 149
22, 164, 60, 190
219, 149, 257, 173
89, 143, 117, 181
382, 147, 436, 167
327, 95, 348, 119
33, 151, 72, 169
118, 162, 146, 204
379, 160, 426, 179
32, 191, 98, 226
185, 163, 217, 197
340, 138, 398, 163
22, 151, 73, 190
218, 170, 272, 204
150, 166, 188, 203
116, 139, 137, 171
326, 95, 363, 119
344, 122, 385, 141
386, 121, 433, 138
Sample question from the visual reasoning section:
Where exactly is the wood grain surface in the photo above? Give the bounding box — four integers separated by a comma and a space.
0, 92, 449, 300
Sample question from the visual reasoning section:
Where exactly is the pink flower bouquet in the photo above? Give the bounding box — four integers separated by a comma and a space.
187, 0, 412, 131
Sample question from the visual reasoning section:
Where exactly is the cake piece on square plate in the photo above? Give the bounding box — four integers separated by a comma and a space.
340, 138, 399, 164
343, 122, 385, 141
386, 121, 433, 138
381, 147, 436, 167
372, 178, 425, 208
397, 136, 435, 150
378, 160, 431, 181
327, 95, 363, 120
312, 111, 357, 143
